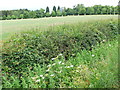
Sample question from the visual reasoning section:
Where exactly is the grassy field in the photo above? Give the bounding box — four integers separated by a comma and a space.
1, 15, 118, 40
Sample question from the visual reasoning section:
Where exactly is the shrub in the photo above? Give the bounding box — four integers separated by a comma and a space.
2, 19, 118, 75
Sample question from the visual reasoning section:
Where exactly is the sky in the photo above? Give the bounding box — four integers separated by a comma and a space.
0, 0, 119, 11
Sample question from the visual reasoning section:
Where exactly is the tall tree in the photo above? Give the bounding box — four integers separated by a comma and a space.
11, 15, 16, 19
29, 11, 36, 18
39, 8, 45, 17
66, 8, 75, 15
57, 6, 60, 11
23, 11, 29, 19
6, 15, 11, 20
53, 6, 57, 13
46, 6, 49, 13
86, 7, 94, 15
102, 8, 107, 14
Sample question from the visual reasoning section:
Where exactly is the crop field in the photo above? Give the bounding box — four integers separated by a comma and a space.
1, 15, 117, 40
1, 15, 119, 88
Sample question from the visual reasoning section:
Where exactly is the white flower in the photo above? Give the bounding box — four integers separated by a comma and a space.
46, 69, 50, 72
47, 65, 51, 67
40, 75, 43, 77
62, 63, 64, 65
76, 70, 79, 72
103, 40, 106, 42
77, 65, 82, 68
59, 54, 63, 56
65, 66, 70, 68
58, 61, 62, 64
36, 79, 40, 82
70, 65, 74, 67
42, 77, 45, 79
109, 44, 111, 47
52, 63, 56, 66
59, 71, 62, 73
50, 74, 54, 76
31, 76, 38, 80
92, 54, 95, 57
51, 58, 56, 60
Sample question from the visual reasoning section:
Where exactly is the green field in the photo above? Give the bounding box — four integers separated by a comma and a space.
1, 15, 118, 40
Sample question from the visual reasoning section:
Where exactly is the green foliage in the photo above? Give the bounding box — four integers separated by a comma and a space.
6, 15, 11, 20
19, 14, 24, 19
80, 8, 86, 15
0, 4, 118, 20
23, 11, 29, 19
62, 11, 67, 16
29, 11, 36, 18
51, 11, 56, 17
57, 6, 60, 11
46, 6, 50, 13
86, 7, 94, 15
66, 8, 75, 15
2, 39, 118, 88
53, 6, 57, 13
46, 12, 51, 17
2, 15, 6, 20
102, 8, 107, 14
11, 15, 16, 19
56, 10, 62, 16
2, 19, 118, 75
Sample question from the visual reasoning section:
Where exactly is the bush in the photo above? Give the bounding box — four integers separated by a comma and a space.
2, 19, 118, 75
2, 39, 118, 88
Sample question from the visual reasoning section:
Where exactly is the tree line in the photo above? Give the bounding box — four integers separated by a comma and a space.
0, 4, 118, 20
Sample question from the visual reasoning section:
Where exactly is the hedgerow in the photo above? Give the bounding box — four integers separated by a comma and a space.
2, 19, 118, 75
2, 39, 118, 88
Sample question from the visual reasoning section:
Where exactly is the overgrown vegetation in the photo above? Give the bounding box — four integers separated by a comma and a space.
2, 18, 118, 88
2, 19, 118, 74
2, 38, 118, 88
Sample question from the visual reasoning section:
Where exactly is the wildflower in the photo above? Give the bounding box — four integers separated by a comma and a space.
59, 53, 63, 56
77, 65, 82, 68
58, 61, 62, 64
31, 76, 38, 80
50, 74, 54, 76
65, 66, 70, 68
42, 77, 45, 79
40, 75, 43, 77
51, 58, 56, 60
103, 40, 106, 42
36, 79, 40, 82
47, 64, 51, 67
76, 70, 79, 72
59, 71, 62, 73
92, 54, 95, 57
62, 63, 64, 65
70, 65, 74, 67
46, 69, 50, 72
52, 63, 56, 66
109, 44, 111, 47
